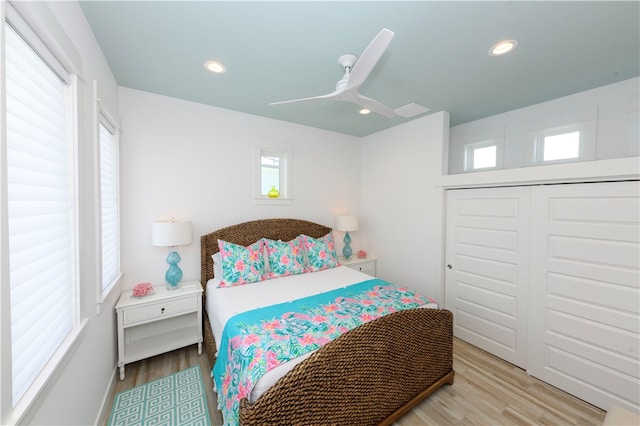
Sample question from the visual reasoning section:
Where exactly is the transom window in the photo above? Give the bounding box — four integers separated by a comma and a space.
542, 131, 580, 162
472, 145, 497, 169
535, 127, 583, 164
464, 139, 502, 172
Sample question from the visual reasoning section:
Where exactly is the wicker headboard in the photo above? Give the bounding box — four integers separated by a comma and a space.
200, 218, 331, 292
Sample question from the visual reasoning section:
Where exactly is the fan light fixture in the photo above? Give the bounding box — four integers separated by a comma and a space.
359, 108, 371, 115
270, 28, 399, 118
489, 40, 518, 56
204, 60, 226, 74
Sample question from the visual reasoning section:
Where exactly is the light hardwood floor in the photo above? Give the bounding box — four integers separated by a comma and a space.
102, 338, 606, 425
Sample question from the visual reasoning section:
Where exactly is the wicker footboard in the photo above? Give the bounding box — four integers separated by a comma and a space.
239, 308, 454, 425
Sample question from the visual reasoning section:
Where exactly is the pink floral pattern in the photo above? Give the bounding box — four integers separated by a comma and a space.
217, 239, 265, 288
212, 279, 436, 425
263, 238, 306, 278
301, 232, 338, 272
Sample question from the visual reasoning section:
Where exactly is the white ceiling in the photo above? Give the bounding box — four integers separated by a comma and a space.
79, 1, 639, 137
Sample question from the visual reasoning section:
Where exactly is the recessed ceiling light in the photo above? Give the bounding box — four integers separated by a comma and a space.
359, 108, 371, 115
489, 40, 518, 56
204, 60, 226, 74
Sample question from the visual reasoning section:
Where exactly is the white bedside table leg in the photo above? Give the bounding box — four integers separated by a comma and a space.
119, 363, 125, 381
198, 342, 202, 355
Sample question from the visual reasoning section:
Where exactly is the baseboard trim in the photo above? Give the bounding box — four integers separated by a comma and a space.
94, 365, 118, 426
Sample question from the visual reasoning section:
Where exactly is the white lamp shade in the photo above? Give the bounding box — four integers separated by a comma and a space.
336, 215, 359, 232
152, 221, 192, 247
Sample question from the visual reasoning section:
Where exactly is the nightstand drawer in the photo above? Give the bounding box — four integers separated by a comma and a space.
340, 257, 377, 277
350, 262, 376, 276
123, 296, 197, 325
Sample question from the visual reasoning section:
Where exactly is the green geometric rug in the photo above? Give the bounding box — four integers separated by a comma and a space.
108, 366, 211, 426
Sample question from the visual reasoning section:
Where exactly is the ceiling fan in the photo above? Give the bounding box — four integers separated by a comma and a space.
270, 28, 399, 118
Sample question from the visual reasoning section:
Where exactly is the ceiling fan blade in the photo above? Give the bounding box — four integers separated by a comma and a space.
270, 89, 342, 106
346, 28, 394, 90
355, 93, 396, 118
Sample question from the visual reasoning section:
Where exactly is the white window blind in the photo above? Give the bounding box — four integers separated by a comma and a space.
5, 21, 75, 406
99, 120, 120, 292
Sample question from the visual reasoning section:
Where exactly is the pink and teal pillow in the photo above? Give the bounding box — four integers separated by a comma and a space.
263, 238, 306, 278
301, 232, 339, 272
217, 239, 265, 288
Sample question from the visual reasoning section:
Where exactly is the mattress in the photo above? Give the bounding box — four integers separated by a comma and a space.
206, 266, 438, 402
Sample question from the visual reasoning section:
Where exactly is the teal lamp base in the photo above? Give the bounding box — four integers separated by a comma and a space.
165, 251, 183, 289
342, 231, 353, 260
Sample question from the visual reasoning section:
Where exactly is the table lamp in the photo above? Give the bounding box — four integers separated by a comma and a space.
336, 215, 358, 260
152, 220, 192, 289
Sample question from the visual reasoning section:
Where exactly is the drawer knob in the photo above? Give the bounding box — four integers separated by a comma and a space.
161, 307, 165, 314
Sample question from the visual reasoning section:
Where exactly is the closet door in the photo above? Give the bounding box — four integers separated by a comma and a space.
445, 187, 530, 368
528, 181, 640, 412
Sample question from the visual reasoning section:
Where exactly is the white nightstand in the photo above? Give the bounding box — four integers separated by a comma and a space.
340, 256, 377, 276
115, 280, 203, 380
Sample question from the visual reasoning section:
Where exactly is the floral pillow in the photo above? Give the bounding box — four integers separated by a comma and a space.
263, 238, 306, 278
301, 232, 339, 272
217, 239, 265, 288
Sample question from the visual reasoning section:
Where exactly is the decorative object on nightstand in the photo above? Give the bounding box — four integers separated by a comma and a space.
152, 219, 192, 289
131, 282, 154, 298
336, 214, 358, 260
357, 250, 367, 259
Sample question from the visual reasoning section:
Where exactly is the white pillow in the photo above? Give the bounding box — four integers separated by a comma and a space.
212, 252, 222, 278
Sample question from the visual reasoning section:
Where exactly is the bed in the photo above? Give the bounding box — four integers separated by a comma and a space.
200, 218, 454, 425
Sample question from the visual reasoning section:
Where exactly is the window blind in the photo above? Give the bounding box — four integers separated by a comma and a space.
5, 22, 74, 405
100, 121, 120, 291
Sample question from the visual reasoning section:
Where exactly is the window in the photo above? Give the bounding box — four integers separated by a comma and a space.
98, 114, 121, 300
472, 145, 497, 169
4, 9, 79, 416
464, 139, 503, 172
254, 139, 292, 204
95, 80, 122, 304
535, 127, 582, 164
260, 153, 281, 196
542, 131, 580, 161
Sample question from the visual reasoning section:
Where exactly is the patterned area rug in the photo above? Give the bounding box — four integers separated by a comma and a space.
108, 366, 211, 426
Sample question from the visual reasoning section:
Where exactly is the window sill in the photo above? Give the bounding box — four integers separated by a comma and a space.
8, 318, 89, 425
254, 197, 293, 206
96, 272, 123, 315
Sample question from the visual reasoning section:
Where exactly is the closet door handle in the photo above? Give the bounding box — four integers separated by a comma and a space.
447, 264, 452, 270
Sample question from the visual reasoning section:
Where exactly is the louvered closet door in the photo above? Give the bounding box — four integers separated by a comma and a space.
528, 181, 640, 412
445, 187, 530, 368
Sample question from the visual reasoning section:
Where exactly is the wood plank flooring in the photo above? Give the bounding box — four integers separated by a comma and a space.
102, 338, 606, 425
101, 345, 222, 426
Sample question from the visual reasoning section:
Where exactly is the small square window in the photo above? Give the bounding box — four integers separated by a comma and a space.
473, 145, 497, 169
543, 131, 580, 161
463, 139, 502, 172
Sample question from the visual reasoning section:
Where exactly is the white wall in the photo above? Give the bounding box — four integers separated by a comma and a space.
361, 112, 450, 303
11, 3, 634, 424
118, 88, 362, 290
448, 77, 639, 174
3, 2, 121, 425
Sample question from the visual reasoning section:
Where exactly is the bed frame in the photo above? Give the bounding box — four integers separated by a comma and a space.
200, 218, 454, 425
